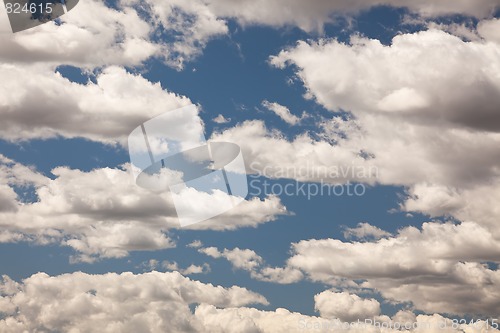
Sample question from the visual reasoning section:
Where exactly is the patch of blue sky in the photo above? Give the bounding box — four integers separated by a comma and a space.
0, 138, 128, 177
56, 65, 97, 85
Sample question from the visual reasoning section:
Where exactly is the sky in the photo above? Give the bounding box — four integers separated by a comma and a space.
1, 0, 500, 332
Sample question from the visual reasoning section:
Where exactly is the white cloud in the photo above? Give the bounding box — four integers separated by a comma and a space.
187, 240, 203, 248
181, 194, 288, 232
402, 181, 500, 237
0, 0, 157, 67
402, 184, 465, 218
201, 247, 263, 270
287, 221, 500, 317
271, 26, 500, 133
194, 304, 497, 333
0, 184, 18, 213
0, 65, 193, 144
0, 271, 267, 333
0, 230, 26, 243
255, 266, 305, 284
343, 223, 391, 241
161, 260, 211, 275
213, 114, 231, 124
0, 0, 228, 69
262, 100, 305, 125
0, 156, 287, 261
0, 155, 48, 187
1, 271, 497, 332
121, 0, 229, 69
314, 291, 380, 322
200, 246, 303, 284
204, 0, 500, 31
0, 0, 232, 146
212, 120, 379, 185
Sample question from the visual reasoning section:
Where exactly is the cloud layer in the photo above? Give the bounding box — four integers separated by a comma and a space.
1, 271, 497, 332
0, 271, 267, 332
0, 156, 287, 261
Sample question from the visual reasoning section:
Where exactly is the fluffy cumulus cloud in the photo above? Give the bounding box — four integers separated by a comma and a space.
343, 222, 392, 241
142, 259, 211, 275
213, 114, 231, 124
200, 247, 303, 284
162, 261, 211, 275
0, 65, 193, 144
2, 271, 496, 333
0, 0, 231, 145
204, 0, 500, 31
402, 181, 500, 236
262, 100, 305, 126
314, 291, 380, 322
0, 0, 156, 67
120, 0, 228, 68
286, 221, 500, 317
0, 156, 287, 261
212, 120, 380, 185
0, 0, 228, 68
271, 24, 500, 133
167, 303, 499, 333
0, 271, 267, 333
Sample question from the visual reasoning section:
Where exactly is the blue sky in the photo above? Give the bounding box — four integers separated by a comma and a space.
1, 0, 500, 332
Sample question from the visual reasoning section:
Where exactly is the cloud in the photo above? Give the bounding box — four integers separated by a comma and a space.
200, 247, 263, 270
187, 240, 203, 248
402, 181, 500, 237
161, 260, 211, 275
194, 304, 497, 333
0, 0, 231, 146
0, 155, 47, 187
213, 114, 231, 124
204, 0, 500, 31
0, 184, 18, 213
343, 223, 392, 241
121, 0, 229, 69
0, 271, 267, 333
314, 291, 381, 322
286, 221, 500, 317
271, 26, 500, 133
212, 120, 379, 185
200, 246, 303, 284
0, 65, 193, 144
262, 100, 305, 126
0, 156, 287, 261
1, 271, 497, 332
0, 0, 228, 69
0, 0, 157, 67
181, 194, 288, 232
